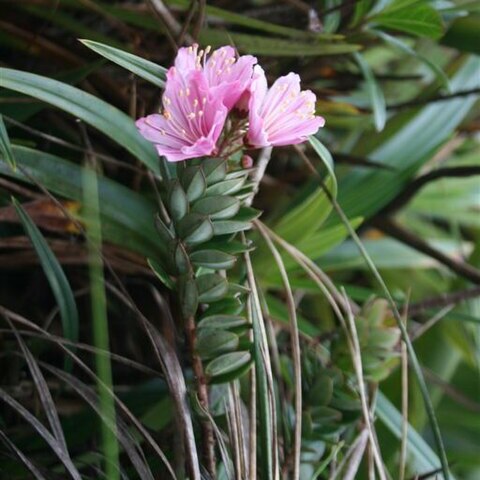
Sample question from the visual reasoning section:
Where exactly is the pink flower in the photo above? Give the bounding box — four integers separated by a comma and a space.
136, 68, 227, 162
175, 44, 257, 109
247, 66, 325, 148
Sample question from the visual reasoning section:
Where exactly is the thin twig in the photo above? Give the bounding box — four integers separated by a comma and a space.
184, 315, 216, 479
408, 286, 480, 316
376, 166, 480, 216
373, 217, 480, 284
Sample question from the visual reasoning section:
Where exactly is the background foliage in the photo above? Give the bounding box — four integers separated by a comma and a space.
0, 1, 479, 479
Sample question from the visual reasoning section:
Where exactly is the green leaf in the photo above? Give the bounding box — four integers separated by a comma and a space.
80, 39, 167, 88
196, 273, 229, 303
181, 167, 207, 202
205, 351, 252, 378
0, 68, 159, 174
192, 196, 240, 220
13, 199, 79, 357
205, 177, 246, 196
174, 242, 191, 274
148, 258, 174, 290
212, 219, 252, 236
168, 181, 188, 222
190, 250, 237, 270
196, 329, 239, 359
198, 315, 249, 330
201, 158, 227, 184
353, 52, 387, 132
371, 0, 444, 38
0, 115, 15, 169
177, 276, 198, 318
177, 213, 214, 246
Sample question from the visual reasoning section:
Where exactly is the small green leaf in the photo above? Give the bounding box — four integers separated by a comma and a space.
201, 298, 244, 317
155, 214, 175, 244
177, 276, 198, 318
205, 177, 246, 196
196, 273, 228, 303
177, 213, 214, 246
212, 219, 252, 236
205, 351, 252, 378
353, 52, 387, 132
0, 115, 15, 169
202, 158, 227, 184
192, 196, 240, 219
80, 39, 167, 88
181, 166, 206, 201
196, 329, 239, 359
13, 199, 79, 357
168, 181, 188, 222
198, 315, 249, 330
190, 250, 237, 269
174, 242, 191, 274
148, 258, 174, 289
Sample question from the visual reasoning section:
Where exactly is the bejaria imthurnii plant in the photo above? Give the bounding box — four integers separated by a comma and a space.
137, 44, 324, 475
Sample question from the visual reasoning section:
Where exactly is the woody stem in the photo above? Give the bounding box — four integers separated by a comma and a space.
184, 314, 216, 478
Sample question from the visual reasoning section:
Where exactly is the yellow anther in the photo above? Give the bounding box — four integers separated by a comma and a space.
198, 110, 204, 116
205, 45, 211, 55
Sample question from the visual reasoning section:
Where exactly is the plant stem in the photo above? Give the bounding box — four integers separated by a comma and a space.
184, 314, 216, 479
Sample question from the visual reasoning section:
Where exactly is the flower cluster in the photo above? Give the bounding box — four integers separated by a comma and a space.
136, 44, 325, 162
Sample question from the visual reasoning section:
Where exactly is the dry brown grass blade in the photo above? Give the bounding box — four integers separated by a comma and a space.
255, 220, 302, 480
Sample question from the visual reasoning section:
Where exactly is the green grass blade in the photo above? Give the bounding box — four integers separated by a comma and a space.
82, 164, 120, 480
0, 114, 15, 169
353, 52, 387, 132
13, 199, 79, 370
0, 68, 159, 174
80, 40, 167, 88
372, 29, 451, 91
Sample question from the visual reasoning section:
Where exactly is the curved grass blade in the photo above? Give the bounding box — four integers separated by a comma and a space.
0, 429, 47, 480
4, 316, 68, 453
372, 29, 451, 91
43, 364, 154, 480
0, 114, 15, 169
353, 52, 387, 132
13, 198, 79, 370
0, 68, 159, 174
80, 40, 167, 89
0, 388, 82, 480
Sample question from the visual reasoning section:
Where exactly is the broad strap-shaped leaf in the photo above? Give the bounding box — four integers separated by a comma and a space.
0, 146, 162, 259
272, 136, 337, 244
0, 68, 159, 173
0, 115, 15, 169
80, 39, 167, 88
13, 200, 79, 359
376, 392, 457, 479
